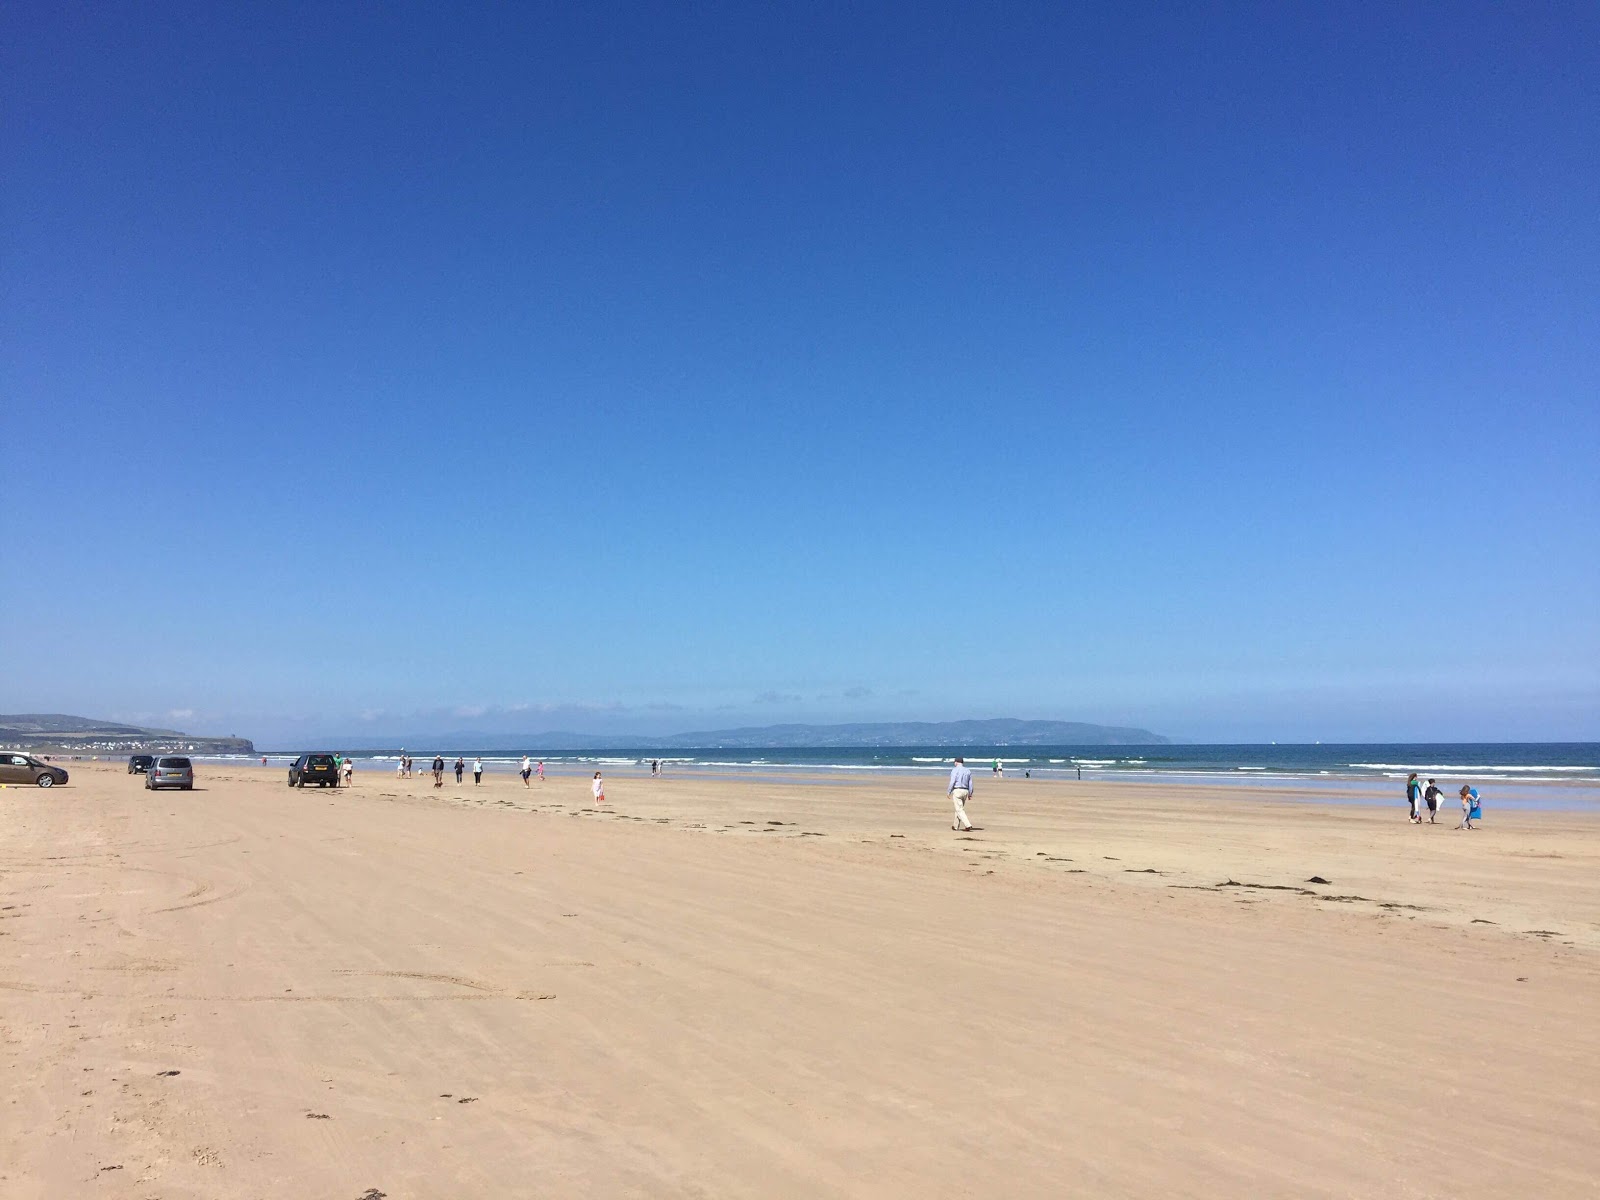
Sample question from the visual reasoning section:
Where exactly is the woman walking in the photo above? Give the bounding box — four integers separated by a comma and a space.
1405, 773, 1422, 823
473, 757, 484, 785
454, 756, 465, 784
592, 770, 606, 808
1457, 785, 1482, 830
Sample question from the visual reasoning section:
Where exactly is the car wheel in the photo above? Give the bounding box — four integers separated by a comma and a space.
183, 783, 193, 791
37, 775, 55, 788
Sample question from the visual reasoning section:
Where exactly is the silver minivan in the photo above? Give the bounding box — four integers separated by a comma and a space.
146, 756, 194, 791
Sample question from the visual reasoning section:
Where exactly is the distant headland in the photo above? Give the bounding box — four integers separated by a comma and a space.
355, 718, 1173, 752
0, 714, 255, 756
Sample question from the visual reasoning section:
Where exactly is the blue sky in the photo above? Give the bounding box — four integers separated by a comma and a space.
4, 2, 1597, 745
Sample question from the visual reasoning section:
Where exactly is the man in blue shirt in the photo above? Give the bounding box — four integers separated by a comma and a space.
948, 756, 974, 832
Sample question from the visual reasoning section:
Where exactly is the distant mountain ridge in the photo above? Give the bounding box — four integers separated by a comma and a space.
0, 714, 254, 755
324, 718, 1169, 752
653, 719, 1170, 748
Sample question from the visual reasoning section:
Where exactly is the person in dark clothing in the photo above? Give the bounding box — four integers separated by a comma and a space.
454, 756, 465, 783
1423, 778, 1441, 823
432, 755, 445, 788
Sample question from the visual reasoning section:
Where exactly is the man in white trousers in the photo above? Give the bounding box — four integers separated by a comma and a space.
948, 756, 974, 832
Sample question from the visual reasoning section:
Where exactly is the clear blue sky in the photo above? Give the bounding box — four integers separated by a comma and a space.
4, 2, 1596, 745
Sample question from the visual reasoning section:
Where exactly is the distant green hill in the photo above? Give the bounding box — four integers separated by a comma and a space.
0, 714, 254, 755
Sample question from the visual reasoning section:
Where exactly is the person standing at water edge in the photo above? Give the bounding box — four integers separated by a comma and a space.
473, 757, 483, 785
592, 771, 606, 808
432, 755, 444, 788
537, 760, 544, 782
948, 757, 974, 832
1405, 773, 1422, 823
520, 756, 532, 786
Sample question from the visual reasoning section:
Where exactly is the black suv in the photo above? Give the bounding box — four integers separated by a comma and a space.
128, 754, 155, 774
288, 753, 340, 787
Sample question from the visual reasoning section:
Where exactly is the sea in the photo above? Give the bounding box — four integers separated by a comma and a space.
200, 743, 1600, 811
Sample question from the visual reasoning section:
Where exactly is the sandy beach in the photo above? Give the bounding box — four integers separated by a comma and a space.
3, 762, 1597, 1198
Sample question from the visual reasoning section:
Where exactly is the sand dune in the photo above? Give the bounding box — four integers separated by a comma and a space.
3, 763, 1596, 1197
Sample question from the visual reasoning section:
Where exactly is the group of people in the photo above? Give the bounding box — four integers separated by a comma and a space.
397, 753, 547, 788
1405, 773, 1483, 829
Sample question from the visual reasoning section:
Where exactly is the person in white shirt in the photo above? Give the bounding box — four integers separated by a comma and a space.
592, 771, 605, 807
473, 758, 484, 785
948, 757, 974, 832
520, 756, 532, 786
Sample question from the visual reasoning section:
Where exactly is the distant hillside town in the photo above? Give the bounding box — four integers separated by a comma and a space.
0, 714, 254, 756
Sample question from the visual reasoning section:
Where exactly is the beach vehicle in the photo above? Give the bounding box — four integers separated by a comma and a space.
1, 752, 69, 787
145, 756, 194, 791
288, 753, 340, 788
128, 754, 155, 774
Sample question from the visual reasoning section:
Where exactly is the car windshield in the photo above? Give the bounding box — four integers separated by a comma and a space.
158, 757, 191, 768
307, 755, 335, 767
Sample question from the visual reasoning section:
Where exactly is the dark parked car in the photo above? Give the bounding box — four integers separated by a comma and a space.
146, 756, 194, 791
1, 752, 69, 788
289, 753, 340, 787
128, 754, 155, 774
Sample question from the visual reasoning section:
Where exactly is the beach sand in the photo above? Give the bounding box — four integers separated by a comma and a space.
3, 762, 1597, 1197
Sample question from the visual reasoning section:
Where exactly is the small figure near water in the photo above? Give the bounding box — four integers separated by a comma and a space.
454, 756, 465, 784
592, 771, 606, 808
1405, 773, 1422, 823
521, 756, 532, 786
948, 756, 975, 832
432, 755, 445, 788
473, 758, 483, 785
1423, 779, 1441, 823
342, 757, 354, 787
1457, 785, 1482, 830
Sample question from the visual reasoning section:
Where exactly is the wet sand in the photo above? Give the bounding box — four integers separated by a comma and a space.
3, 762, 1597, 1197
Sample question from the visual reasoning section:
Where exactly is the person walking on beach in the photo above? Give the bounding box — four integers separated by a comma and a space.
520, 756, 532, 786
948, 756, 975, 832
473, 757, 484, 785
1423, 778, 1441, 823
537, 760, 544, 782
342, 757, 354, 787
592, 770, 606, 808
454, 756, 465, 784
1405, 773, 1422, 823
1457, 785, 1482, 830
432, 755, 445, 788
